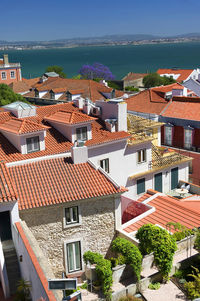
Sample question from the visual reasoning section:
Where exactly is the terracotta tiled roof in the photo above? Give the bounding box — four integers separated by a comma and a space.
50, 87, 67, 93
126, 83, 188, 115
0, 163, 17, 203
24, 77, 124, 102
23, 77, 40, 86
0, 118, 49, 134
161, 96, 200, 121
68, 89, 85, 95
9, 157, 126, 210
122, 72, 147, 81
157, 69, 194, 82
0, 102, 129, 162
44, 110, 97, 125
9, 81, 31, 94
124, 193, 200, 233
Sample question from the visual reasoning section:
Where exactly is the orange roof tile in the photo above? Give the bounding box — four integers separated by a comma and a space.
24, 77, 124, 102
124, 193, 200, 233
0, 118, 49, 134
9, 157, 126, 210
157, 69, 194, 82
44, 110, 97, 125
161, 96, 200, 121
126, 83, 187, 115
0, 163, 17, 203
23, 77, 40, 86
0, 102, 130, 162
9, 81, 31, 94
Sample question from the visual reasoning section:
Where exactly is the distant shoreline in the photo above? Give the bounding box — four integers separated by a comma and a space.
1, 38, 200, 51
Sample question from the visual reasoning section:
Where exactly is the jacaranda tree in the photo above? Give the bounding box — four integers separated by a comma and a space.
79, 62, 115, 80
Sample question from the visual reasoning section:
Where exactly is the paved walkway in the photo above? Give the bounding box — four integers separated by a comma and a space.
142, 280, 188, 301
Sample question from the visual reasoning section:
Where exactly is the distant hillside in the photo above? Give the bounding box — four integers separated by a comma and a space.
1, 33, 200, 48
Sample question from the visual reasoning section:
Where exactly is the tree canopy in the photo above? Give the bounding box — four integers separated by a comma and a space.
79, 62, 115, 80
45, 65, 66, 78
0, 84, 28, 106
143, 73, 176, 88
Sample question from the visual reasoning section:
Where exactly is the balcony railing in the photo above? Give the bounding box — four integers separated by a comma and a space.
0, 63, 20, 68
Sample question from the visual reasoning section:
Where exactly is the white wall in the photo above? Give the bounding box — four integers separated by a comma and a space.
12, 224, 55, 301
88, 140, 152, 198
0, 240, 9, 299
0, 130, 46, 154
46, 120, 92, 143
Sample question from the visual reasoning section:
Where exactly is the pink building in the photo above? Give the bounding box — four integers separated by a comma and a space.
0, 54, 22, 84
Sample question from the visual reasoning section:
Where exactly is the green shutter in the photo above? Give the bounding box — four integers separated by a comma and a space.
154, 172, 163, 192
171, 167, 178, 190
137, 178, 145, 194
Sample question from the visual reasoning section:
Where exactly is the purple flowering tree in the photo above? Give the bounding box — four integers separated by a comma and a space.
79, 63, 115, 80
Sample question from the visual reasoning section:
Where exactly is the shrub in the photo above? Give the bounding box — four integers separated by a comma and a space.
136, 224, 177, 279
112, 237, 142, 280
14, 279, 31, 301
148, 282, 161, 290
125, 86, 139, 92
172, 231, 186, 241
110, 257, 118, 268
184, 267, 200, 299
83, 251, 112, 300
173, 269, 184, 279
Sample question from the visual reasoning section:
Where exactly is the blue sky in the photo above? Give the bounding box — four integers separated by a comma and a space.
2, 0, 200, 41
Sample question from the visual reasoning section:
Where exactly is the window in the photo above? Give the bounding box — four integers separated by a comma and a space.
184, 128, 193, 150
76, 127, 87, 141
66, 241, 81, 273
26, 136, 40, 153
137, 149, 146, 163
164, 125, 173, 146
100, 158, 109, 173
65, 206, 79, 225
137, 178, 145, 195
10, 71, 15, 78
50, 91, 55, 100
1, 72, 6, 80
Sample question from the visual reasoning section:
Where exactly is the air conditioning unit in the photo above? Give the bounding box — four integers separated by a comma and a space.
92, 107, 101, 116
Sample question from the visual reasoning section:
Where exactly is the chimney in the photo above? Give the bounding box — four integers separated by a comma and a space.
3, 54, 9, 65
71, 142, 88, 164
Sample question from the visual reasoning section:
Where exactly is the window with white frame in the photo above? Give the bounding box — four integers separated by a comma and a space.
65, 206, 79, 225
1, 72, 6, 80
76, 127, 87, 141
137, 149, 146, 163
100, 158, 109, 173
10, 71, 15, 79
26, 136, 40, 153
164, 125, 173, 146
184, 128, 193, 150
66, 241, 82, 273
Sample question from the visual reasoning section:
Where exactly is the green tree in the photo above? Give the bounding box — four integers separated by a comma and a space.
0, 84, 28, 106
143, 73, 175, 88
45, 65, 66, 78
72, 74, 82, 79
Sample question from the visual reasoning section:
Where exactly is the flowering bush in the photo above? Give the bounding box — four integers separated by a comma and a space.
79, 63, 115, 80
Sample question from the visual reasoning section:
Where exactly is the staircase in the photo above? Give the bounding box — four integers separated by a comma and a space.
2, 240, 21, 295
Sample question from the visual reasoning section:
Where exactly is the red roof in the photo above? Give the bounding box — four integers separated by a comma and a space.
9, 157, 126, 210
0, 163, 17, 203
0, 118, 49, 134
0, 102, 129, 163
124, 192, 200, 233
126, 83, 188, 115
44, 110, 97, 125
161, 96, 200, 121
25, 77, 124, 102
157, 69, 194, 82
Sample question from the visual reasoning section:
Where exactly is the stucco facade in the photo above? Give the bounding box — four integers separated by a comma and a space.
19, 196, 119, 277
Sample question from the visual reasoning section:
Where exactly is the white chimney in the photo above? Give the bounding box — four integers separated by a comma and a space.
83, 98, 92, 115
71, 142, 88, 164
3, 54, 9, 65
